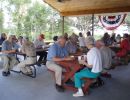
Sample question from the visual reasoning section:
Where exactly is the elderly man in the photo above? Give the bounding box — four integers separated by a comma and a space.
73, 37, 102, 97
66, 35, 78, 54
34, 34, 48, 65
1, 35, 19, 76
95, 40, 115, 78
46, 36, 74, 92
16, 37, 37, 75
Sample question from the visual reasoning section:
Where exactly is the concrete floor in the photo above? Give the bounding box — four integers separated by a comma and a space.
0, 60, 130, 100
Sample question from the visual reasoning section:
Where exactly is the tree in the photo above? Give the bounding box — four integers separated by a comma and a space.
67, 15, 99, 34
0, 9, 4, 33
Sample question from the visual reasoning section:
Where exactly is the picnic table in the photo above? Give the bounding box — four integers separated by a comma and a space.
109, 46, 121, 52
56, 60, 82, 91
56, 58, 93, 94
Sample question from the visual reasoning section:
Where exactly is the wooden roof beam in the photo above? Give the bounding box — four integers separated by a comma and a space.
60, 6, 130, 16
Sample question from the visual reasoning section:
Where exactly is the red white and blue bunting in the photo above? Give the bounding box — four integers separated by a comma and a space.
99, 14, 127, 30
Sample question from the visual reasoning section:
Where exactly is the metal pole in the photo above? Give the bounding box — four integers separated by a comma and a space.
62, 16, 64, 35
92, 14, 94, 36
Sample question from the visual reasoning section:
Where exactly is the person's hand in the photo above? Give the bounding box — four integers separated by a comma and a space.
9, 49, 16, 53
79, 60, 86, 65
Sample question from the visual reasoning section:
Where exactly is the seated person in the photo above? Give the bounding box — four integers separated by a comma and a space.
0, 33, 7, 51
53, 36, 58, 43
0, 33, 7, 45
73, 37, 102, 97
46, 36, 74, 92
66, 35, 78, 54
1, 35, 19, 76
34, 34, 48, 64
17, 36, 23, 47
116, 34, 130, 57
96, 40, 115, 78
16, 37, 37, 75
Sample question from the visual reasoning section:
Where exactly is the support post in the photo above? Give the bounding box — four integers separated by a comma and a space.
62, 16, 64, 35
92, 14, 94, 36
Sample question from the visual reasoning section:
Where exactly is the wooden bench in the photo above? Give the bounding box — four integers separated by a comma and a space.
82, 78, 94, 94
48, 69, 95, 94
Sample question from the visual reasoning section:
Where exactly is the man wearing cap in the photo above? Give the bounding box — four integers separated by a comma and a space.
34, 34, 48, 65
1, 35, 19, 76
46, 35, 74, 92
73, 37, 102, 97
16, 37, 37, 75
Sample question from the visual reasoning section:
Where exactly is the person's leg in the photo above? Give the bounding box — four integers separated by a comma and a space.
42, 51, 47, 61
2, 56, 10, 76
2, 56, 10, 71
46, 61, 62, 85
9, 56, 19, 70
46, 61, 64, 92
17, 57, 36, 74
73, 69, 99, 97
17, 59, 28, 73
36, 51, 44, 62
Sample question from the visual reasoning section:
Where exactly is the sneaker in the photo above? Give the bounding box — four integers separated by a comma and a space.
55, 84, 65, 92
73, 92, 84, 97
2, 71, 10, 76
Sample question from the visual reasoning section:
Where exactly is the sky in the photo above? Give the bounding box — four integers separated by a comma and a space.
2, 0, 44, 28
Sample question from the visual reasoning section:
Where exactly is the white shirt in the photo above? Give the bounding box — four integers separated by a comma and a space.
100, 46, 115, 69
78, 37, 86, 47
87, 47, 102, 73
34, 39, 46, 48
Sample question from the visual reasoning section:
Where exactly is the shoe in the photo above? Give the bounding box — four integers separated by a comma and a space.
101, 73, 112, 78
90, 78, 104, 88
2, 71, 10, 76
73, 92, 84, 97
65, 79, 74, 86
55, 84, 65, 92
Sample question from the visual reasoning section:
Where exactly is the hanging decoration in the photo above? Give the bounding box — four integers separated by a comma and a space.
99, 14, 127, 30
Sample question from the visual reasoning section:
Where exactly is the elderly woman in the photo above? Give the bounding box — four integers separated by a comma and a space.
73, 37, 102, 97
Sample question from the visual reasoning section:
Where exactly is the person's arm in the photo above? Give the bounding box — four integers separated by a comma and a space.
79, 60, 92, 68
53, 56, 74, 62
83, 62, 92, 68
1, 50, 16, 54
1, 42, 16, 54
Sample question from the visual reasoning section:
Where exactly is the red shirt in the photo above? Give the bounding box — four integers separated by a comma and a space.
117, 38, 130, 57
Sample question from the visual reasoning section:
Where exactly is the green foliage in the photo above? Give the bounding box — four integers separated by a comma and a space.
0, 9, 4, 33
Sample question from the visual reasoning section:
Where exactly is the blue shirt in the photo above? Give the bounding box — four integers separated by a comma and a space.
47, 43, 69, 61
2, 40, 19, 57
